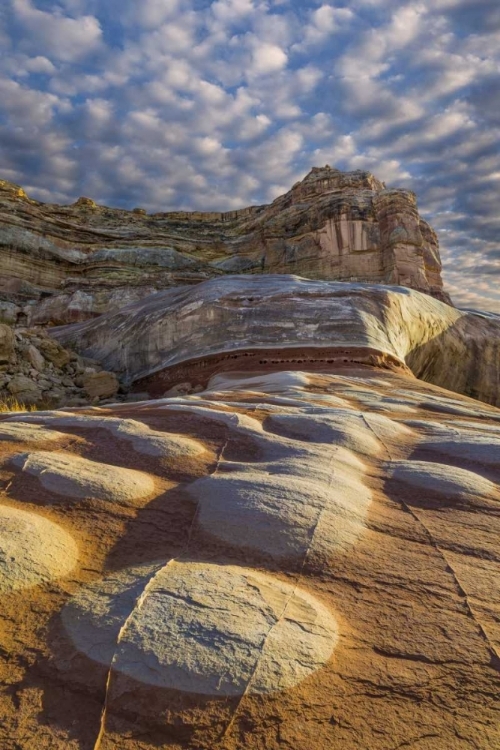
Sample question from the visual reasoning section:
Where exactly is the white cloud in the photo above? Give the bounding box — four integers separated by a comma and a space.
295, 4, 354, 49
13, 0, 102, 62
212, 0, 255, 24
126, 0, 180, 29
22, 56, 56, 75
249, 40, 288, 76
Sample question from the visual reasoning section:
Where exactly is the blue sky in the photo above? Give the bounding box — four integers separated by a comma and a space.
1, 0, 499, 311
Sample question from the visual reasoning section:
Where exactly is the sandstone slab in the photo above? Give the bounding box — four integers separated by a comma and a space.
52, 275, 500, 407
0, 504, 78, 592
1, 367, 500, 749
10, 451, 156, 506
63, 561, 339, 696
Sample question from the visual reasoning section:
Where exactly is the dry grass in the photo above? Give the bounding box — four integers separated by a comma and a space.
0, 396, 39, 414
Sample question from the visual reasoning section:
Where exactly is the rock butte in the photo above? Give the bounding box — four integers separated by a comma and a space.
0, 166, 449, 327
0, 169, 499, 749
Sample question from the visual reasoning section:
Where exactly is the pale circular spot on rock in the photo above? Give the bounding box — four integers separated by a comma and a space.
0, 504, 78, 591
63, 561, 338, 696
264, 412, 381, 456
10, 451, 156, 506
388, 460, 498, 502
0, 422, 67, 443
422, 436, 500, 467
190, 468, 371, 559
8, 414, 205, 459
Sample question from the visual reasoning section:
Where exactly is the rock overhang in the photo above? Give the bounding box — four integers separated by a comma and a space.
51, 273, 500, 407
50, 275, 457, 386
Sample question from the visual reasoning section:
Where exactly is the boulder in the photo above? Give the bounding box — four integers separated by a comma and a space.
82, 370, 119, 399
0, 324, 14, 363
38, 338, 71, 368
0, 301, 20, 325
7, 375, 42, 405
27, 344, 45, 372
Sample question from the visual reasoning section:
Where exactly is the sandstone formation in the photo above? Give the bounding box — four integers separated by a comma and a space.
53, 275, 500, 407
0, 325, 119, 408
0, 366, 499, 749
0, 166, 449, 327
1, 168, 499, 750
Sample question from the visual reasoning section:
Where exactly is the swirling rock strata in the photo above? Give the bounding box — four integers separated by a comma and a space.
53, 275, 500, 407
0, 166, 449, 326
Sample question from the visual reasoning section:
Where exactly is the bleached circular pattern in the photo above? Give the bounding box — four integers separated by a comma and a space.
422, 436, 500, 467
0, 505, 78, 592
264, 412, 412, 455
190, 469, 371, 559
8, 414, 205, 458
62, 561, 338, 696
387, 460, 498, 501
264, 413, 381, 456
0, 422, 67, 443
10, 451, 156, 506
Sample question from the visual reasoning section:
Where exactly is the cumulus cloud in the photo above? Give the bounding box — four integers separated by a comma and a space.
12, 0, 103, 62
0, 0, 499, 311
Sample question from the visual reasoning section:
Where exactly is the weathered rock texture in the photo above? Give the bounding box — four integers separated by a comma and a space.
0, 166, 450, 326
1, 367, 499, 749
53, 275, 500, 407
0, 325, 119, 408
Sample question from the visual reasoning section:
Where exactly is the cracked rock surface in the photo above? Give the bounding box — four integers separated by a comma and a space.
0, 366, 499, 749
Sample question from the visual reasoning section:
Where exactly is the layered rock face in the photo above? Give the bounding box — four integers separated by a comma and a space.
53, 275, 500, 407
1, 367, 500, 749
0, 167, 449, 326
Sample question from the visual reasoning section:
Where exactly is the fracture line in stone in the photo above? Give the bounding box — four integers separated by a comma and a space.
221, 442, 341, 739
92, 428, 231, 748
363, 414, 500, 672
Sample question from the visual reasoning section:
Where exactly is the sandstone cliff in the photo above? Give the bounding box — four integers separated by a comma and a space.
0, 166, 450, 326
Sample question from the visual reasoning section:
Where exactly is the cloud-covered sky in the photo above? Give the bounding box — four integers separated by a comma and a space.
1, 0, 499, 311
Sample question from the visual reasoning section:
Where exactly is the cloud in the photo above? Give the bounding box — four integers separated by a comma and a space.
12, 0, 102, 62
248, 40, 288, 76
0, 0, 499, 311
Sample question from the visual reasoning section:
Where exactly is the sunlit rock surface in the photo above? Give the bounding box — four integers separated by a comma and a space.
0, 367, 499, 749
0, 166, 449, 326
53, 275, 500, 407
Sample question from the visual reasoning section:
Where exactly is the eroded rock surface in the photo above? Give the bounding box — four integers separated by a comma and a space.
53, 275, 500, 407
0, 166, 449, 327
0, 367, 499, 749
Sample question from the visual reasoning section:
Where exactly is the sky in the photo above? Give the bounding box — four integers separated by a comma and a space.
1, 0, 499, 311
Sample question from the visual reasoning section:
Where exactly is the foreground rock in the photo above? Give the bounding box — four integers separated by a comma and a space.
0, 367, 499, 749
0, 166, 449, 327
53, 275, 500, 407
